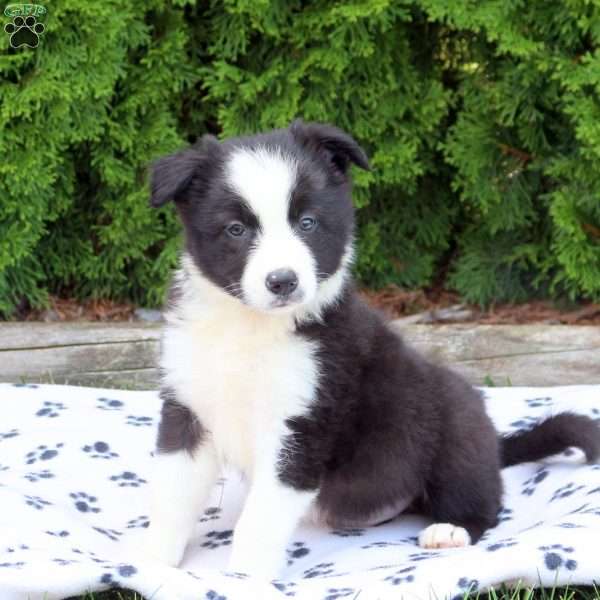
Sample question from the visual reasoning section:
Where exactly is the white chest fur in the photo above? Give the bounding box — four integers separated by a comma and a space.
160, 280, 319, 476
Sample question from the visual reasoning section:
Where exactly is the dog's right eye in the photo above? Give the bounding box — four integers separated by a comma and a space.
226, 222, 245, 237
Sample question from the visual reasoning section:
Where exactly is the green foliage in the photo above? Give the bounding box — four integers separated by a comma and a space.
1, 0, 600, 315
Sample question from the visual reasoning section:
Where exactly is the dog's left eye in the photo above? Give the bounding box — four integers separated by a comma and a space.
299, 216, 317, 231
226, 222, 246, 237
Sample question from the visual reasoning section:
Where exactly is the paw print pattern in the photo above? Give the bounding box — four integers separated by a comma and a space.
323, 588, 356, 600
93, 527, 122, 542
524, 397, 553, 408
126, 515, 149, 529
361, 540, 406, 550
24, 469, 54, 482
25, 494, 52, 510
25, 443, 63, 464
539, 544, 578, 571
99, 564, 138, 587
587, 486, 600, 496
408, 550, 441, 561
97, 397, 124, 411
109, 471, 147, 487
70, 492, 101, 513
4, 15, 45, 48
384, 565, 416, 585
330, 527, 365, 537
199, 506, 222, 523
486, 538, 518, 552
286, 541, 310, 566
36, 401, 66, 418
303, 562, 336, 579
126, 415, 153, 427
497, 507, 514, 523
205, 591, 227, 600
82, 441, 118, 459
0, 429, 19, 441
46, 530, 70, 538
53, 557, 78, 566
450, 577, 480, 600
550, 482, 586, 502
272, 581, 297, 597
201, 530, 233, 549
522, 467, 549, 496
555, 522, 583, 529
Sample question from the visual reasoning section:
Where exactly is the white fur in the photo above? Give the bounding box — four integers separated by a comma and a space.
418, 523, 471, 549
144, 447, 218, 566
147, 255, 321, 571
225, 147, 318, 313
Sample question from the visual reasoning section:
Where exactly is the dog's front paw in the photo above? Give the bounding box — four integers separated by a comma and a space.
139, 526, 189, 567
418, 523, 471, 549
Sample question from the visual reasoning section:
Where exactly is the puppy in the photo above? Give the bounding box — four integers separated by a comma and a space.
145, 120, 600, 579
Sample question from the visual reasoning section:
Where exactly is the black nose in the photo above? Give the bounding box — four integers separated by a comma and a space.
265, 269, 299, 296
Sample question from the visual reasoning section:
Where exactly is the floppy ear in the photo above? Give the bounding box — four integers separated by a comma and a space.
149, 135, 219, 208
290, 119, 369, 175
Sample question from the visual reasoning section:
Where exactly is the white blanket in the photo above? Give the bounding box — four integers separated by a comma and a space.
0, 383, 599, 600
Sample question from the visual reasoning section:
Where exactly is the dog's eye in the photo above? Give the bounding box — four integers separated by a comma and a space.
226, 222, 245, 237
299, 216, 317, 232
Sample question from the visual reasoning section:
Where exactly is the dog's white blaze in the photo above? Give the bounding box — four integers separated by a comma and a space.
225, 147, 318, 312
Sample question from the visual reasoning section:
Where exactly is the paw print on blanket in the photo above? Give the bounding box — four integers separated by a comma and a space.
36, 401, 66, 418
383, 565, 416, 585
205, 591, 227, 600
0, 429, 19, 441
93, 526, 122, 542
97, 397, 124, 411
25, 443, 63, 464
99, 564, 137, 587
450, 577, 480, 600
524, 396, 553, 408
52, 557, 79, 566
70, 492, 101, 513
287, 541, 310, 566
126, 415, 153, 427
303, 562, 336, 579
272, 581, 297, 597
323, 588, 357, 600
109, 471, 147, 487
82, 441, 118, 459
126, 515, 149, 529
497, 507, 514, 523
199, 506, 222, 523
408, 550, 442, 561
539, 544, 577, 572
25, 494, 52, 510
201, 529, 233, 549
330, 527, 365, 537
24, 469, 54, 482
522, 467, 549, 496
550, 482, 586, 502
486, 538, 518, 552
46, 530, 70, 538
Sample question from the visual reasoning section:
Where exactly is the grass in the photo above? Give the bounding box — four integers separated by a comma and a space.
63, 584, 600, 600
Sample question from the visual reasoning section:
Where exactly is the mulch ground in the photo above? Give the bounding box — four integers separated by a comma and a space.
12, 288, 600, 325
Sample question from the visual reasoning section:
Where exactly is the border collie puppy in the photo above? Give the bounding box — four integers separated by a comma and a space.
145, 120, 600, 579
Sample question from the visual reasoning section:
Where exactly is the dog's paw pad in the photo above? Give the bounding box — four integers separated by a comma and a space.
418, 523, 471, 549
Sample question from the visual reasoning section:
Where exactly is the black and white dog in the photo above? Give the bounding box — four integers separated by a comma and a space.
145, 120, 599, 578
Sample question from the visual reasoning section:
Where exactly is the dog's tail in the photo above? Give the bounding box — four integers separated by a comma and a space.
500, 413, 600, 468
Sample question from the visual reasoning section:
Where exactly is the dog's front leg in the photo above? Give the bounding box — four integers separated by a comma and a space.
144, 392, 219, 567
228, 460, 317, 579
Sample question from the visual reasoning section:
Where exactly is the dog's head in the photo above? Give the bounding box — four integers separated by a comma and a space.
150, 120, 369, 318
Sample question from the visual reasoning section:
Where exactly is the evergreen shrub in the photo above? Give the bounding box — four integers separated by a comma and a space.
1, 0, 599, 316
